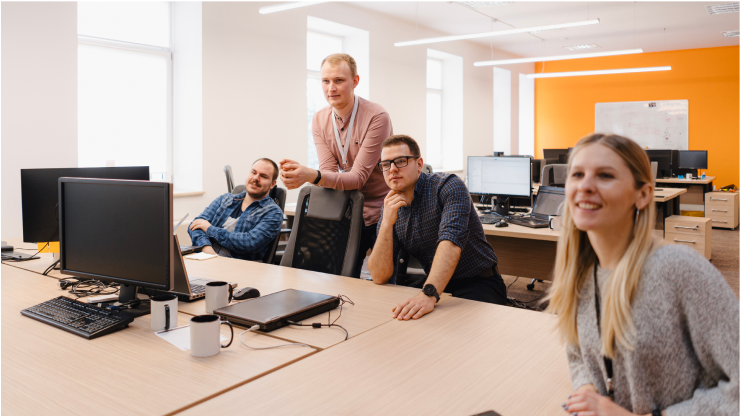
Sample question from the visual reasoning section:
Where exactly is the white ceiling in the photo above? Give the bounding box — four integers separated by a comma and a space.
351, 1, 739, 58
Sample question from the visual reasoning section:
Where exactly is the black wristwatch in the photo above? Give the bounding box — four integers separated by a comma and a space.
312, 169, 322, 185
422, 284, 440, 303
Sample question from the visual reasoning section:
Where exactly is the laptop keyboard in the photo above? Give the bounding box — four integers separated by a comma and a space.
506, 216, 549, 228
190, 284, 205, 296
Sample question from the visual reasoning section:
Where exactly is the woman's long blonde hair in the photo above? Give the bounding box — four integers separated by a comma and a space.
546, 134, 656, 358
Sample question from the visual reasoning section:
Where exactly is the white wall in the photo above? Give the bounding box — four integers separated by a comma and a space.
1, 2, 78, 239
0, 2, 535, 233
173, 1, 534, 220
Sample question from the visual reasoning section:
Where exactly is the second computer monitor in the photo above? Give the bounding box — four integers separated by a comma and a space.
645, 150, 673, 179
543, 148, 569, 161
678, 150, 708, 170
467, 156, 531, 198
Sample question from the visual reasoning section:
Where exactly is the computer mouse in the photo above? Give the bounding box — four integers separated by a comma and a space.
494, 221, 508, 228
233, 287, 260, 301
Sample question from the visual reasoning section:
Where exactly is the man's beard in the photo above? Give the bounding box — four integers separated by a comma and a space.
247, 182, 269, 200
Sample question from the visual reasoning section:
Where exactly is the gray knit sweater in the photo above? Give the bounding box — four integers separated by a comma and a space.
567, 244, 739, 415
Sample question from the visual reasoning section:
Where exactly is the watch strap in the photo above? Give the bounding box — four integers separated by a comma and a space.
312, 169, 322, 185
652, 409, 662, 416
423, 284, 440, 303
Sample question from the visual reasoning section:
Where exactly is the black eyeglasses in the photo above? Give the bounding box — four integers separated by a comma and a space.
378, 156, 419, 172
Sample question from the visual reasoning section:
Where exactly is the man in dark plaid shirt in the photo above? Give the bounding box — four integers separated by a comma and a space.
368, 135, 507, 320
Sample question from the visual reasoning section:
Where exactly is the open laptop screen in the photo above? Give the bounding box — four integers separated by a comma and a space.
532, 187, 565, 219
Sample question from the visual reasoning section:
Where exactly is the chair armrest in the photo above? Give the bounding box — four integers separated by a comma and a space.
280, 228, 291, 234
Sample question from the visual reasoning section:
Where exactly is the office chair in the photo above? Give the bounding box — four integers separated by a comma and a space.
280, 186, 364, 278
262, 186, 288, 265
422, 164, 433, 174
224, 165, 235, 193
541, 164, 568, 187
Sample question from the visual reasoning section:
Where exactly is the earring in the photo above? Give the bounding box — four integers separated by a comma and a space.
635, 206, 640, 224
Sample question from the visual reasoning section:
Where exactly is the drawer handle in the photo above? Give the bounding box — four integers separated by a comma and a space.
710, 198, 727, 201
674, 239, 696, 244
711, 209, 728, 212
712, 220, 728, 223
673, 226, 698, 230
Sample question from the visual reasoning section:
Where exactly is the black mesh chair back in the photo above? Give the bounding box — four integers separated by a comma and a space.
224, 165, 235, 193
280, 186, 363, 277
262, 187, 286, 264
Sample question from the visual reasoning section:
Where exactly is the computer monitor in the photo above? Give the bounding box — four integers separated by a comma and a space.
645, 150, 673, 179
468, 156, 531, 215
678, 150, 708, 170
543, 149, 569, 160
59, 178, 173, 316
20, 167, 150, 243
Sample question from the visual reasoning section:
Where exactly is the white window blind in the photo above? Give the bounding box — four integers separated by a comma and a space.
77, 2, 171, 181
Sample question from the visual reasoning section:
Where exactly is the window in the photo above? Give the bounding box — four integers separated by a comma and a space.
493, 67, 511, 156
78, 2, 172, 181
518, 74, 535, 157
306, 17, 369, 169
426, 49, 463, 171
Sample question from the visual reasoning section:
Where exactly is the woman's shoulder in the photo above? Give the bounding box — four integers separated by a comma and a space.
642, 242, 724, 288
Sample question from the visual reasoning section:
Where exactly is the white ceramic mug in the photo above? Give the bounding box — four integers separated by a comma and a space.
151, 294, 178, 331
205, 281, 233, 313
190, 315, 234, 357
686, 173, 693, 180
549, 215, 561, 231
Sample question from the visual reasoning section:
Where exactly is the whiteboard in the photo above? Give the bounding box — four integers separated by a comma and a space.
595, 100, 688, 150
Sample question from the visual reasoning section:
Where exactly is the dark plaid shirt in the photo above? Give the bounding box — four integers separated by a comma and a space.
377, 172, 498, 282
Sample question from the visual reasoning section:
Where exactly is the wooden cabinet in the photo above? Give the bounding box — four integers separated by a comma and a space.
664, 216, 712, 260
705, 192, 739, 229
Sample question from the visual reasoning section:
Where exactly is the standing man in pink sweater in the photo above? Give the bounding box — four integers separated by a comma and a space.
280, 53, 393, 278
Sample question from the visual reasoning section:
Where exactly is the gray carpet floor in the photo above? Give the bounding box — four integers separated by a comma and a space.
506, 226, 740, 309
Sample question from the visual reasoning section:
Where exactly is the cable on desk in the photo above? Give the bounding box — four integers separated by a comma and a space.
42, 260, 60, 276
286, 294, 354, 341
238, 325, 313, 350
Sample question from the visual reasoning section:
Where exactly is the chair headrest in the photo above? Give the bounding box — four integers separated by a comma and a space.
306, 186, 351, 221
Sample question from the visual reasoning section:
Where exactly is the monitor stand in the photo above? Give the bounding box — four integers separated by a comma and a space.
117, 283, 152, 318
493, 196, 510, 216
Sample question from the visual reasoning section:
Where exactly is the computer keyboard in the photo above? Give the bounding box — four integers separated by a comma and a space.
480, 214, 505, 225
506, 216, 550, 228
21, 296, 134, 339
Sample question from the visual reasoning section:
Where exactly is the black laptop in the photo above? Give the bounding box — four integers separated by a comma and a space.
506, 186, 565, 228
214, 289, 340, 332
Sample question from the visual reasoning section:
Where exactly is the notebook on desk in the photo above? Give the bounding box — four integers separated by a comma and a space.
214, 289, 340, 332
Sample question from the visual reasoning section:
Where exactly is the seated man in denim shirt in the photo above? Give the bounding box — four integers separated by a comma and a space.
188, 158, 283, 261
368, 135, 507, 321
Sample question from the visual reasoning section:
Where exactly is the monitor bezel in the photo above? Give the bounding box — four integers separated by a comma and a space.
678, 150, 708, 170
467, 156, 532, 198
58, 177, 174, 291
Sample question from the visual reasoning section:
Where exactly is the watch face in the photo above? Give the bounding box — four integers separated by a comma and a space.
423, 285, 435, 296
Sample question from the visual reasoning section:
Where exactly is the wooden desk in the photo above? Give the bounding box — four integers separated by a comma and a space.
177, 298, 571, 416
1, 265, 317, 415
656, 176, 715, 185
656, 176, 714, 211
180, 256, 422, 349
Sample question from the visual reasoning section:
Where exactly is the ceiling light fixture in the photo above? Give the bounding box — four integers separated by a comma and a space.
722, 30, 739, 37
474, 48, 643, 66
529, 28, 566, 34
528, 66, 671, 79
394, 19, 599, 47
259, 0, 330, 15
706, 3, 739, 15
563, 43, 600, 50
456, 1, 513, 8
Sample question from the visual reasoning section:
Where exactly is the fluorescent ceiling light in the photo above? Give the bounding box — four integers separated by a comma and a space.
259, 0, 330, 15
528, 66, 671, 79
395, 19, 599, 47
529, 28, 566, 34
706, 3, 739, 15
722, 30, 739, 37
475, 48, 643, 67
563, 43, 600, 50
456, 1, 512, 8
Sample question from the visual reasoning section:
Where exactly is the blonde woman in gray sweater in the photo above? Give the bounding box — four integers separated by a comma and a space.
547, 134, 738, 416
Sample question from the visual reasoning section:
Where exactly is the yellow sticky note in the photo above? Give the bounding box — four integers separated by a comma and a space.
37, 241, 60, 253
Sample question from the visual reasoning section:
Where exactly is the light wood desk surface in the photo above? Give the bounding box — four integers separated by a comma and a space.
654, 187, 686, 200
656, 176, 715, 185
178, 298, 571, 416
1, 265, 316, 416
180, 257, 423, 349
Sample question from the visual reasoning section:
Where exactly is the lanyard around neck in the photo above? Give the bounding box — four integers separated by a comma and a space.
331, 95, 359, 172
593, 259, 615, 400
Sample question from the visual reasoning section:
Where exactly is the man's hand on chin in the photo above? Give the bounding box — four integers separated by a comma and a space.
392, 292, 436, 320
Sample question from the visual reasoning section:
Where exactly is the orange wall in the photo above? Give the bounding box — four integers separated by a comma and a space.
535, 46, 739, 188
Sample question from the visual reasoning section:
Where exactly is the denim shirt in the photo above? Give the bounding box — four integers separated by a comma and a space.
188, 191, 283, 261
378, 172, 497, 282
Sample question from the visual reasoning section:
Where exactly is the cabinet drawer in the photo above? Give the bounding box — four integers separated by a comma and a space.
707, 217, 735, 227
665, 231, 706, 253
664, 220, 707, 236
705, 194, 736, 207
705, 204, 735, 218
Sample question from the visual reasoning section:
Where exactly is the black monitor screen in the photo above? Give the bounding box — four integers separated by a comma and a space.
59, 178, 172, 290
645, 150, 672, 179
678, 151, 708, 169
20, 167, 149, 243
543, 149, 568, 160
